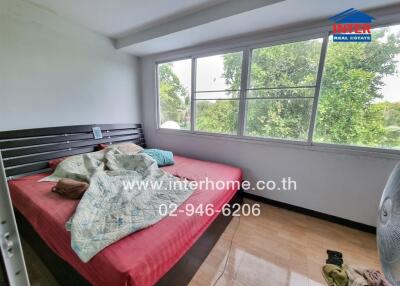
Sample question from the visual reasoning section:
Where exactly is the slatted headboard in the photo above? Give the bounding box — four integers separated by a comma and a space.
0, 124, 145, 179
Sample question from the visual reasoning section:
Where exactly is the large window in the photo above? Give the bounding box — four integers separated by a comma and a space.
195, 52, 243, 134
315, 25, 400, 149
158, 59, 191, 130
157, 23, 400, 152
245, 39, 323, 140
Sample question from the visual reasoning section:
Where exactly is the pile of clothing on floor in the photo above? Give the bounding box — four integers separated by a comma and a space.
322, 250, 392, 286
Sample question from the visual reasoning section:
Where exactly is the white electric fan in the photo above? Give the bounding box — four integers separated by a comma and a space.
378, 162, 400, 285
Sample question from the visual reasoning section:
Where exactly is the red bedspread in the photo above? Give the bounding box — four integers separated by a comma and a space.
8, 155, 242, 286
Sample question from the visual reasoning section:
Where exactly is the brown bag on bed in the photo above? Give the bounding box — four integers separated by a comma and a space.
51, 178, 89, 199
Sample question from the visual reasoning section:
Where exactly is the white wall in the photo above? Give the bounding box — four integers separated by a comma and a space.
0, 0, 141, 131
140, 55, 398, 227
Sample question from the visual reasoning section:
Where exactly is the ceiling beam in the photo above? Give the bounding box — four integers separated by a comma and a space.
115, 0, 284, 49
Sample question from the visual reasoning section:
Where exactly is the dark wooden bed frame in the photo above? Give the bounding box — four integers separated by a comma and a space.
0, 124, 241, 286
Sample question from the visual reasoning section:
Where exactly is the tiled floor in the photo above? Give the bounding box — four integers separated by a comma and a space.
22, 239, 59, 286
189, 199, 380, 286
23, 199, 380, 286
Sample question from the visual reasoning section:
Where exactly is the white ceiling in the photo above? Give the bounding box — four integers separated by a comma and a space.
28, 0, 226, 37
28, 0, 400, 56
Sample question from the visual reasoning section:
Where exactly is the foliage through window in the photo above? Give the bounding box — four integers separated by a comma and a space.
195, 52, 243, 134
244, 39, 323, 140
315, 25, 400, 149
156, 23, 400, 152
158, 59, 191, 130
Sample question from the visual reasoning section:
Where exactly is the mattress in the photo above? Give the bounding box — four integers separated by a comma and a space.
8, 155, 242, 286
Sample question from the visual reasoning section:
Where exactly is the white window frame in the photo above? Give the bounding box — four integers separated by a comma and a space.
154, 19, 400, 158
242, 36, 327, 141
193, 49, 245, 135
155, 57, 193, 131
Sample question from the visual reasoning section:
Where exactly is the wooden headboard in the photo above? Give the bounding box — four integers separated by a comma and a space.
0, 124, 145, 179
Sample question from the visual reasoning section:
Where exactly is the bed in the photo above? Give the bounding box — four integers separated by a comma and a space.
0, 124, 242, 286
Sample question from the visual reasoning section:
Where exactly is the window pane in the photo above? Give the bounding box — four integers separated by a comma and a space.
158, 59, 191, 130
247, 88, 315, 99
249, 39, 322, 89
315, 25, 400, 149
245, 98, 313, 140
195, 100, 239, 134
196, 52, 243, 91
196, 91, 240, 100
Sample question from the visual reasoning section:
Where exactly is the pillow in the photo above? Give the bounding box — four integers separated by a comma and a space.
51, 178, 89, 199
98, 142, 143, 154
140, 149, 174, 166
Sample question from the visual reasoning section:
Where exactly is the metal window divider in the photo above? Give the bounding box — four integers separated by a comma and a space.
238, 48, 251, 137
190, 58, 196, 132
307, 34, 329, 144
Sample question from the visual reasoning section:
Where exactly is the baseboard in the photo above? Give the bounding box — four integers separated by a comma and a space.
241, 192, 376, 234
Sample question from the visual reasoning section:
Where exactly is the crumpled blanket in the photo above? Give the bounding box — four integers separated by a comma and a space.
42, 146, 195, 262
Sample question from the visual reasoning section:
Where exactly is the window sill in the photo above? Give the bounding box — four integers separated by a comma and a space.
155, 128, 400, 160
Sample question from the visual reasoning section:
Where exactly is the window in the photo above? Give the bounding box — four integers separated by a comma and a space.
158, 59, 191, 130
245, 39, 323, 140
314, 25, 400, 149
194, 52, 243, 134
156, 23, 400, 152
